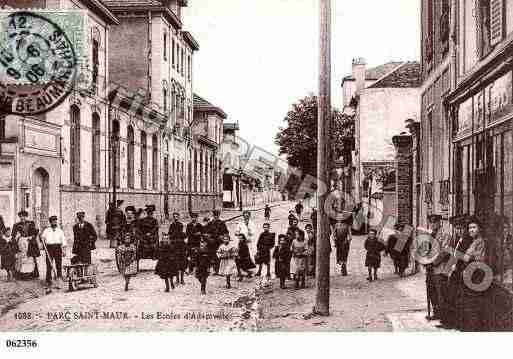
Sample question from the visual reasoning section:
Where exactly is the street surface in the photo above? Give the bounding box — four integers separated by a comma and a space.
0, 202, 444, 331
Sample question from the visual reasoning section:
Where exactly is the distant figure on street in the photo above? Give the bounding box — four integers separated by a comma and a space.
155, 233, 177, 292
217, 234, 238, 289
255, 223, 275, 278
40, 215, 67, 286
364, 228, 385, 281
305, 223, 316, 277
333, 215, 352, 276
138, 204, 159, 260
264, 204, 271, 222
273, 235, 292, 289
72, 211, 97, 264
295, 201, 304, 221
288, 210, 297, 227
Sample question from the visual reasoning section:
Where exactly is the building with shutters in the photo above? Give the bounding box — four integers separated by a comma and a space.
419, 0, 513, 325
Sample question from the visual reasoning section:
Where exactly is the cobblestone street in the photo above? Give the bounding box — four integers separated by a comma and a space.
0, 202, 443, 331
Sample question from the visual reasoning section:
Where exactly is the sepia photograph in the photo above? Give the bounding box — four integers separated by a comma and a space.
0, 0, 512, 349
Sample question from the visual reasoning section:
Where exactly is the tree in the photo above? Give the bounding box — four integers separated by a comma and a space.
275, 95, 354, 178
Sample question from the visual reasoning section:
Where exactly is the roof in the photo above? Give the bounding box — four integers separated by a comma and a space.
182, 31, 199, 51
342, 61, 403, 83
103, 0, 182, 28
193, 94, 227, 119
368, 62, 421, 88
83, 0, 119, 24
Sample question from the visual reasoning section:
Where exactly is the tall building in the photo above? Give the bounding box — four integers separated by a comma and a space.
420, 0, 513, 327
0, 0, 119, 235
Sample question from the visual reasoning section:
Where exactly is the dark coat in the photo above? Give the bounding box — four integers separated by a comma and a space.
122, 220, 140, 245
387, 234, 411, 271
364, 238, 385, 268
155, 242, 178, 279
105, 208, 125, 237
236, 240, 255, 271
168, 221, 185, 239
72, 221, 97, 264
137, 216, 159, 259
12, 221, 39, 258
273, 245, 292, 278
186, 222, 203, 249
0, 236, 16, 270
255, 232, 276, 264
295, 203, 303, 214
264, 206, 271, 218
173, 238, 188, 271
193, 247, 210, 279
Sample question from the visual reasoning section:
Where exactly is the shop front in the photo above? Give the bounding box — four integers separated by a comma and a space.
450, 62, 513, 329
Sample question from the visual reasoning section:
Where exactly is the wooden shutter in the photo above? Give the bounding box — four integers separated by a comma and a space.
490, 0, 504, 46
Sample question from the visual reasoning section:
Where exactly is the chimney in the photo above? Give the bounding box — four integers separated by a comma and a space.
352, 57, 367, 95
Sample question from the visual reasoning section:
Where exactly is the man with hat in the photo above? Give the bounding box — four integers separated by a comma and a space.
12, 210, 40, 279
40, 216, 67, 285
186, 213, 203, 273
168, 212, 185, 240
72, 211, 97, 264
138, 204, 159, 259
105, 200, 125, 247
206, 210, 229, 275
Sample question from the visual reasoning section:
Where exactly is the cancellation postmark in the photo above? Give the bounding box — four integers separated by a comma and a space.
0, 10, 87, 115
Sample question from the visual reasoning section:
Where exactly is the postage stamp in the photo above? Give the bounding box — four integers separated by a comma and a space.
0, 10, 87, 115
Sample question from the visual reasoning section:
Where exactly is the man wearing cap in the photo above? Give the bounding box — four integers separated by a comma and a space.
72, 211, 97, 264
138, 205, 159, 259
12, 210, 40, 279
207, 210, 229, 275
40, 216, 67, 285
186, 213, 203, 273
168, 212, 185, 240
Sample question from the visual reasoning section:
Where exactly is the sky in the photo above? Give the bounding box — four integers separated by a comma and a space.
184, 1, 420, 156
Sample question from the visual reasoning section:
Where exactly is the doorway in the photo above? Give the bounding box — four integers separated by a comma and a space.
32, 167, 50, 229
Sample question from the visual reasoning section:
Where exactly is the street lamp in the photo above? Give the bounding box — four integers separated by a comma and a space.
237, 167, 243, 211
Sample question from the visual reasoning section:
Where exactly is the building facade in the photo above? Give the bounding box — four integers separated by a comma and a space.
342, 58, 421, 225
420, 0, 513, 327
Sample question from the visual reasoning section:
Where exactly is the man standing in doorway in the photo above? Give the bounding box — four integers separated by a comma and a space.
41, 216, 67, 285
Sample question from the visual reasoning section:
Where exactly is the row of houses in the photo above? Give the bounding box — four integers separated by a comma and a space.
344, 0, 513, 328
0, 0, 274, 239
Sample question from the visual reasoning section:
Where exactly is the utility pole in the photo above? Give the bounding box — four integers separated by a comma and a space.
314, 0, 331, 316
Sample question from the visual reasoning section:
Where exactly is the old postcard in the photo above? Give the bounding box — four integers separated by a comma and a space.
0, 0, 512, 342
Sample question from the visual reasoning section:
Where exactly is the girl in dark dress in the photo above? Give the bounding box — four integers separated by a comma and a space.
364, 229, 385, 281
255, 223, 275, 278
273, 235, 292, 289
0, 227, 16, 281
193, 240, 211, 295
235, 233, 255, 281
155, 233, 178, 292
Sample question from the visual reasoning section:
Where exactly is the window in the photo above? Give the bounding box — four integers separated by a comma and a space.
490, 0, 505, 46
0, 116, 5, 139
163, 32, 167, 61
163, 87, 168, 113
141, 131, 147, 189
424, 0, 434, 65
92, 113, 101, 186
111, 120, 120, 188
181, 161, 185, 191
194, 149, 198, 192
187, 55, 191, 82
70, 105, 81, 185
92, 39, 99, 93
440, 0, 450, 56
152, 134, 158, 189
172, 38, 175, 68
127, 126, 134, 188
476, 0, 492, 59
181, 48, 185, 76
177, 44, 180, 72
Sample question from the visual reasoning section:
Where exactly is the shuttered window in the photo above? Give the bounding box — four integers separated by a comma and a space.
490, 0, 504, 46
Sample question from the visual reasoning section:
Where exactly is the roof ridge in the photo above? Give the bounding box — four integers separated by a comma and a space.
369, 62, 406, 87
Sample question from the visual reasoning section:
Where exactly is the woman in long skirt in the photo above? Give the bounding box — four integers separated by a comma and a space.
235, 233, 255, 281
0, 227, 16, 281
217, 234, 238, 288
290, 229, 308, 289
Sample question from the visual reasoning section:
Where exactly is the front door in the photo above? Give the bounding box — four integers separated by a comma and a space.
32, 168, 49, 229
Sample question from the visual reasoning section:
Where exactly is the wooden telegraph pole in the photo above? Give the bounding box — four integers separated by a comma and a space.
314, 0, 331, 316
